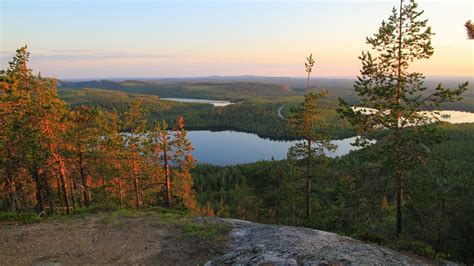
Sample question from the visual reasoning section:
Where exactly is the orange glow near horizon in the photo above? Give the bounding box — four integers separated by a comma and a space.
1, 1, 472, 78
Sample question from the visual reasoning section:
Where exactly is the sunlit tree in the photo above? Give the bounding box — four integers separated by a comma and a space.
171, 116, 198, 212
124, 99, 147, 210
1, 46, 72, 214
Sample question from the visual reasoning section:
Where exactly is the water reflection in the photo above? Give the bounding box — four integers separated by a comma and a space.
161, 98, 233, 107
354, 107, 474, 124
187, 131, 363, 166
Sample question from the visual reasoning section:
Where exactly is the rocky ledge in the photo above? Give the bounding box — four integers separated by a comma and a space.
205, 218, 425, 265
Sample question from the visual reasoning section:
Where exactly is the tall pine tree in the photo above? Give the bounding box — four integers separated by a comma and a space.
288, 54, 335, 221
338, 0, 468, 238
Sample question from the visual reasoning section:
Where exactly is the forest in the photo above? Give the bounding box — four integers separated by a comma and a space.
1, 48, 200, 214
58, 83, 355, 139
192, 123, 474, 262
1, 0, 473, 264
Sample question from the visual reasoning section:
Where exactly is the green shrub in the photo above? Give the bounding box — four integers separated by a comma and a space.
0, 211, 42, 224
390, 239, 441, 259
352, 230, 387, 245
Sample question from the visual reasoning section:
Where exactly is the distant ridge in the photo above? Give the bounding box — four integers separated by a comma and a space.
60, 74, 473, 80
61, 75, 357, 82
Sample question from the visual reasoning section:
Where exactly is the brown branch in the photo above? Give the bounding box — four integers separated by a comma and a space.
465, 20, 474, 40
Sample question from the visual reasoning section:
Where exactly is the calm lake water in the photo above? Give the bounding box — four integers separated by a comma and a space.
419, 110, 474, 124
136, 97, 474, 166
355, 107, 474, 124
187, 109, 474, 165
187, 130, 362, 166
161, 98, 233, 107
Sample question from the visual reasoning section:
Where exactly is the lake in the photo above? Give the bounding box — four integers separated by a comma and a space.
354, 107, 474, 124
187, 109, 474, 165
187, 130, 362, 166
161, 98, 233, 107
418, 110, 474, 124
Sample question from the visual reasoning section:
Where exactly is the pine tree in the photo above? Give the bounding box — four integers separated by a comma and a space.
94, 110, 125, 207
287, 54, 336, 221
1, 46, 73, 214
39, 78, 71, 214
124, 99, 147, 210
66, 106, 102, 207
152, 121, 173, 208
171, 116, 198, 212
338, 0, 468, 238
0, 46, 33, 212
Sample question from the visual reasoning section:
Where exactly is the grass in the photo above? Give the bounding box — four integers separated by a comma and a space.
1, 206, 230, 243
183, 220, 230, 241
0, 206, 230, 242
95, 207, 230, 241
0, 211, 42, 224
0, 205, 183, 225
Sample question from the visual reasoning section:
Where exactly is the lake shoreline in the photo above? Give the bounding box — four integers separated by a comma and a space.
186, 131, 364, 166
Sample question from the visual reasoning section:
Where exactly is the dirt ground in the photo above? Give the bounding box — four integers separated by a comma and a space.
0, 212, 228, 265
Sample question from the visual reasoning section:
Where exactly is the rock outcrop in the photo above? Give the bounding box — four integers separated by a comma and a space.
205, 218, 424, 265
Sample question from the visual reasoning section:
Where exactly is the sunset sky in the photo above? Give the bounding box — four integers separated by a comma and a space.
1, 0, 473, 79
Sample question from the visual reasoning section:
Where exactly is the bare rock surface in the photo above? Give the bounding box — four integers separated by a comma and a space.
205, 218, 424, 265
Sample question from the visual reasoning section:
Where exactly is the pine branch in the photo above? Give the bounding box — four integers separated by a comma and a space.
466, 20, 474, 40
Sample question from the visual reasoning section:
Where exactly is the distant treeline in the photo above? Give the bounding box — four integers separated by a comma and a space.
59, 87, 355, 139
60, 77, 474, 111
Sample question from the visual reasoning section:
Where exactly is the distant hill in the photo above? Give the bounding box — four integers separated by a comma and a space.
59, 79, 299, 101
59, 76, 474, 111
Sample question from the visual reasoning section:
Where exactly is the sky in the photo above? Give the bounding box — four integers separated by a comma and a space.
1, 0, 473, 79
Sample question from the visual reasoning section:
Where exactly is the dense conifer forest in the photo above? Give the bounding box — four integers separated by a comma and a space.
1, 0, 473, 264
192, 123, 474, 262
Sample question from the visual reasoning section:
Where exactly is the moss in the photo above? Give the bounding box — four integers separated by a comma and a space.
183, 220, 231, 241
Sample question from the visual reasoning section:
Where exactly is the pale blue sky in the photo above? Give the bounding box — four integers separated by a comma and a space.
1, 0, 473, 78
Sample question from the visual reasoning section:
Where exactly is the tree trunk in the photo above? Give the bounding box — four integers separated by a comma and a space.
275, 175, 280, 224
44, 119, 70, 214
32, 167, 45, 213
396, 166, 403, 238
46, 180, 54, 215
163, 132, 172, 208
306, 138, 312, 221
78, 151, 90, 207
57, 157, 70, 214
4, 173, 20, 213
395, 0, 404, 239
118, 179, 124, 207
104, 180, 109, 207
131, 128, 141, 210
306, 72, 311, 95
71, 179, 78, 209
57, 176, 65, 214
140, 186, 146, 210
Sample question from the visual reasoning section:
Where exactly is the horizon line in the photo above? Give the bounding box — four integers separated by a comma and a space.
57, 74, 474, 81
